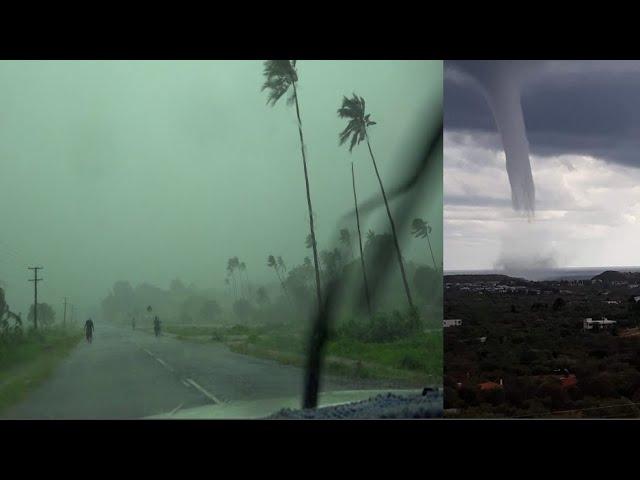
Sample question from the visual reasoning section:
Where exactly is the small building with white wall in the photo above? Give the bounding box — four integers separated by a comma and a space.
444, 319, 463, 328
583, 317, 617, 330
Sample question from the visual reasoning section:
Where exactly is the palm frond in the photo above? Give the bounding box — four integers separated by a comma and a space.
337, 93, 375, 153
411, 218, 429, 238
261, 60, 298, 106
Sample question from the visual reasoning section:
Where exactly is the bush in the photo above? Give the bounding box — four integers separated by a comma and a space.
337, 309, 424, 343
229, 324, 251, 335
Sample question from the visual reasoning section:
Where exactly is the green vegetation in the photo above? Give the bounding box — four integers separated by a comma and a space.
0, 325, 82, 414
164, 311, 442, 386
445, 273, 640, 418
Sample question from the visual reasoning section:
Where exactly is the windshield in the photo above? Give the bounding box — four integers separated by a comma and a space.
0, 60, 443, 419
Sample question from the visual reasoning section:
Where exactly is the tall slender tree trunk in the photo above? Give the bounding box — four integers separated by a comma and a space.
426, 232, 438, 272
292, 83, 322, 309
292, 82, 326, 410
352, 162, 372, 318
232, 272, 238, 301
365, 133, 414, 310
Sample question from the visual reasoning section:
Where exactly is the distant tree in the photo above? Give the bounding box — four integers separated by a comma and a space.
233, 298, 254, 323
267, 255, 291, 305
0, 287, 21, 333
364, 232, 394, 263
227, 257, 240, 300
239, 261, 249, 298
262, 60, 322, 311
338, 93, 414, 310
320, 248, 343, 281
411, 218, 438, 271
200, 300, 222, 322
552, 297, 566, 312
256, 287, 270, 306
277, 256, 287, 273
28, 303, 55, 328
339, 228, 354, 260
366, 229, 376, 247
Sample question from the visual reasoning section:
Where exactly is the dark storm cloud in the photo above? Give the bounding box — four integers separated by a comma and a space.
445, 60, 640, 168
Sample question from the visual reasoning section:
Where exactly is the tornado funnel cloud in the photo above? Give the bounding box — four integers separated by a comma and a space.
450, 61, 537, 216
484, 77, 535, 216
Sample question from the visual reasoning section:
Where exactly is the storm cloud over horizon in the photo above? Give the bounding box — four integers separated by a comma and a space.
444, 60, 640, 271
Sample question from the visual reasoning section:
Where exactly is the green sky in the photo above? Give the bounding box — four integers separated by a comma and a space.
0, 60, 442, 318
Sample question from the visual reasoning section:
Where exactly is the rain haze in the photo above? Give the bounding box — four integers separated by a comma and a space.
0, 60, 443, 419
0, 60, 441, 317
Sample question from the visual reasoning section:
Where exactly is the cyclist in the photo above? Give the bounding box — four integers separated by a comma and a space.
84, 318, 95, 343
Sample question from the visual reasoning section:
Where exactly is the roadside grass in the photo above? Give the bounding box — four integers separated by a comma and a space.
0, 326, 83, 415
229, 331, 441, 386
153, 319, 442, 386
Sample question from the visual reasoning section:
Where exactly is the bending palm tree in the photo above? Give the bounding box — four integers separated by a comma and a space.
338, 93, 414, 310
262, 60, 322, 310
267, 254, 291, 305
239, 261, 249, 298
412, 218, 438, 271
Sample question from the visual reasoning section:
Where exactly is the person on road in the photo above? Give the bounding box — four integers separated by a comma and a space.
132, 317, 136, 330
85, 318, 95, 343
153, 316, 161, 337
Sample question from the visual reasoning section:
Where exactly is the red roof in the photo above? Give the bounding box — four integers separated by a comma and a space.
559, 374, 577, 388
478, 381, 502, 391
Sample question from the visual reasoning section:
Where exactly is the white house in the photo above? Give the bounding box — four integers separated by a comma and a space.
444, 319, 463, 328
583, 317, 617, 330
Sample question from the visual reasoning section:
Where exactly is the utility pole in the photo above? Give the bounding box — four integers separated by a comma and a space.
70, 304, 74, 324
28, 266, 43, 330
63, 297, 67, 326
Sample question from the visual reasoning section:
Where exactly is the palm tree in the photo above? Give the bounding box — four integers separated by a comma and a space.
277, 256, 287, 273
227, 257, 240, 300
338, 93, 415, 310
267, 254, 290, 304
349, 162, 372, 316
256, 286, 269, 306
412, 218, 438, 271
239, 261, 250, 298
262, 60, 322, 310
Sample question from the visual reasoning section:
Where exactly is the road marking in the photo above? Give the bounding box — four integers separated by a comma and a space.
142, 347, 220, 405
170, 403, 184, 415
185, 378, 221, 405
155, 357, 174, 372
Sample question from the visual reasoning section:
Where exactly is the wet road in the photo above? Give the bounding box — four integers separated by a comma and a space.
2, 322, 352, 419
